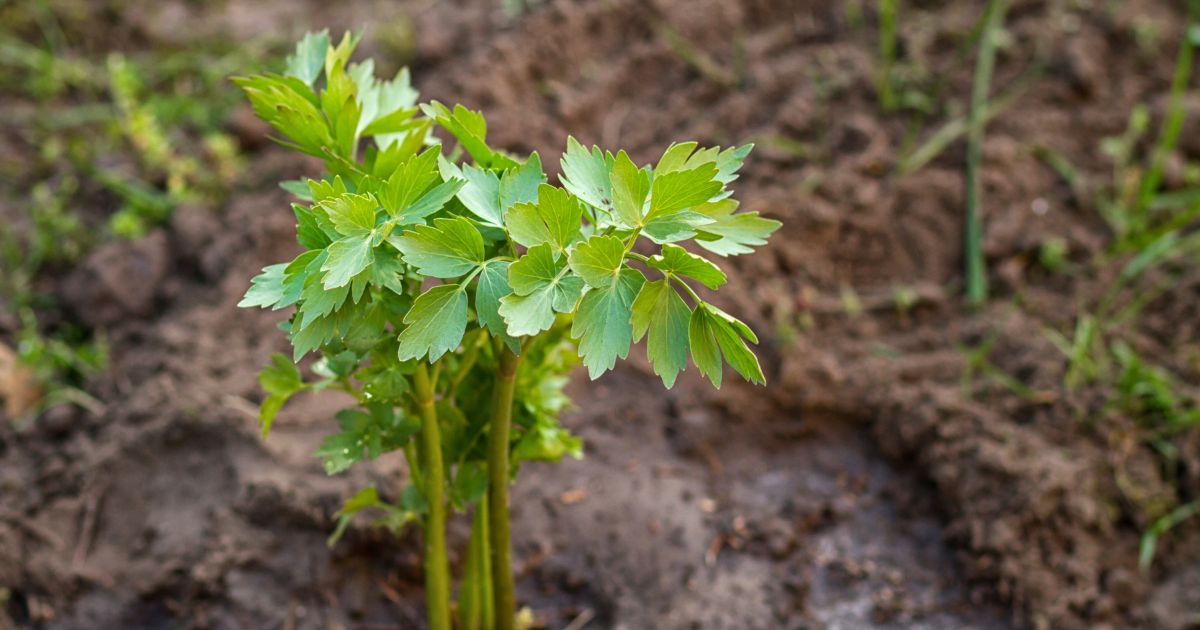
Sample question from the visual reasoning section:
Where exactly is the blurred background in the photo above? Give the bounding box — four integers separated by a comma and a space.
2, 0, 1199, 628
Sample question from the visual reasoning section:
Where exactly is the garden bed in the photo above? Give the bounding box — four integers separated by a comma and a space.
2, 0, 1198, 628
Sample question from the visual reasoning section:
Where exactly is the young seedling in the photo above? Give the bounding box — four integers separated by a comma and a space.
964, 0, 1006, 306
875, 0, 899, 111
236, 31, 779, 630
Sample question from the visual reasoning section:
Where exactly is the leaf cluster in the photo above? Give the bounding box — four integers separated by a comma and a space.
236, 31, 779, 532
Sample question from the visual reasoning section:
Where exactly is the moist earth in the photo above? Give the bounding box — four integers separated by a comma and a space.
2, 0, 1199, 629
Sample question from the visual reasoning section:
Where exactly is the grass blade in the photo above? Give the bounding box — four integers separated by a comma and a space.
964, 0, 1007, 305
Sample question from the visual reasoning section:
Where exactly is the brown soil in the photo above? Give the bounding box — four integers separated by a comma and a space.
3, 0, 1200, 629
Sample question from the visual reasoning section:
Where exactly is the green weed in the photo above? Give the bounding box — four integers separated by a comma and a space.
876, 0, 899, 111
1140, 500, 1199, 571
1029, 11, 1200, 571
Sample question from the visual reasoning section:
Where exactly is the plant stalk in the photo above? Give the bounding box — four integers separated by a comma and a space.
460, 497, 494, 630
487, 346, 521, 630
413, 363, 451, 630
964, 0, 1006, 306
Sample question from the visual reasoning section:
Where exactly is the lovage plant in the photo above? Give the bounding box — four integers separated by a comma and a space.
236, 31, 779, 630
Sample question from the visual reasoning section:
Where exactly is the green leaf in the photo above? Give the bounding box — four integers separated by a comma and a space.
294, 203, 332, 250
378, 148, 439, 216
420, 101, 518, 169
281, 179, 314, 201
261, 353, 305, 396
571, 268, 645, 378
320, 193, 379, 237
315, 350, 360, 379
297, 264, 350, 328
692, 199, 781, 256
375, 147, 463, 225
654, 142, 751, 192
398, 483, 429, 515
314, 427, 365, 475
713, 144, 753, 190
307, 175, 349, 202
325, 484, 422, 546
339, 485, 382, 513
396, 284, 468, 362
285, 30, 330, 86
319, 47, 363, 158
705, 303, 760, 344
258, 354, 307, 436
359, 106, 419, 137
240, 263, 288, 308
688, 307, 723, 387
642, 209, 712, 244
457, 164, 504, 228
277, 250, 320, 310
560, 136, 614, 213
507, 244, 569, 298
403, 178, 466, 225
497, 291, 557, 339
499, 153, 545, 210
689, 304, 765, 387
631, 280, 691, 387
455, 155, 543, 229
315, 405, 419, 475
513, 416, 583, 462
289, 313, 337, 361
610, 150, 650, 228
327, 485, 381, 545
369, 115, 427, 172
233, 74, 330, 157
321, 233, 375, 289
324, 30, 362, 80
361, 364, 412, 403
342, 302, 390, 355
567, 234, 627, 288
647, 244, 727, 289
648, 162, 722, 218
475, 260, 516, 341
450, 461, 489, 507
505, 184, 582, 254
655, 141, 700, 173
369, 249, 408, 295
353, 64, 421, 143
653, 143, 718, 173
391, 216, 485, 278
499, 244, 584, 337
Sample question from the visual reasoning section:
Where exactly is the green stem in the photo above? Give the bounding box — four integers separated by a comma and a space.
669, 272, 702, 302
628, 251, 704, 306
964, 0, 1006, 306
623, 227, 643, 253
487, 347, 521, 630
460, 497, 494, 630
413, 363, 451, 630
